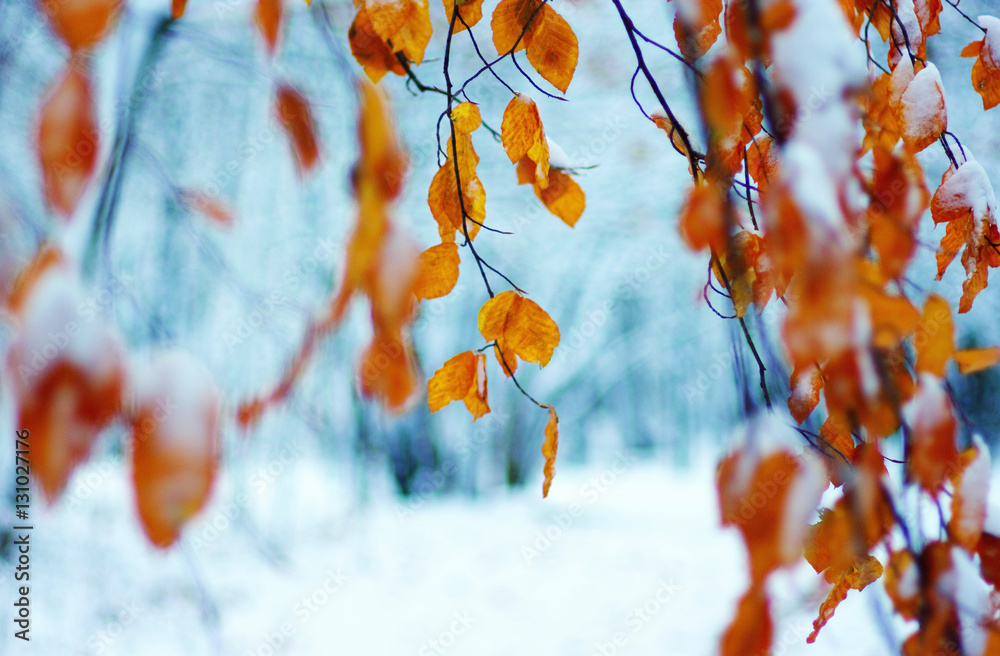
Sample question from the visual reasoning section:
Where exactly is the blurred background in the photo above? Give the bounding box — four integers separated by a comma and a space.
0, 0, 998, 654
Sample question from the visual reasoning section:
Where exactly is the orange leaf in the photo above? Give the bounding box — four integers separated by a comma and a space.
906, 374, 959, 494
961, 40, 983, 58
672, 0, 723, 61
443, 0, 485, 32
255, 0, 283, 55
525, 5, 578, 93
807, 555, 883, 643
788, 362, 822, 424
678, 182, 727, 252
179, 190, 234, 227
414, 242, 460, 301
427, 351, 490, 420
478, 291, 560, 376
364, 0, 433, 65
491, 0, 543, 55
501, 94, 548, 185
37, 61, 99, 219
451, 101, 482, 134
915, 294, 953, 378
954, 346, 1000, 374
130, 351, 219, 548
970, 29, 1000, 110
172, 0, 187, 18
349, 6, 406, 83
40, 0, 121, 51
541, 404, 558, 497
359, 332, 419, 412
720, 584, 772, 656
428, 163, 486, 242
276, 84, 320, 175
533, 168, 584, 227
884, 549, 920, 620
8, 267, 125, 502
6, 244, 66, 315
897, 63, 947, 153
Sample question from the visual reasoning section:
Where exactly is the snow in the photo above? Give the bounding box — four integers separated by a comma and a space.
900, 63, 947, 147
130, 350, 219, 451
1, 452, 905, 656
981, 16, 1000, 69
547, 137, 573, 170
934, 158, 997, 224
953, 435, 991, 544
890, 0, 923, 70
951, 546, 990, 656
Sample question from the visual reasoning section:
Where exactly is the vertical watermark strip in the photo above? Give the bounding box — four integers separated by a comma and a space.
12, 429, 33, 641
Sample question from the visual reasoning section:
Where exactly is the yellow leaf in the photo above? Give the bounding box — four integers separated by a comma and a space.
364, 0, 433, 65
451, 102, 482, 134
414, 242, 460, 301
349, 6, 405, 83
541, 404, 558, 497
525, 5, 578, 93
533, 168, 584, 227
443, 0, 484, 31
491, 0, 542, 55
428, 163, 486, 242
915, 294, 953, 377
428, 351, 490, 420
954, 346, 1000, 374
501, 94, 549, 185
478, 291, 560, 376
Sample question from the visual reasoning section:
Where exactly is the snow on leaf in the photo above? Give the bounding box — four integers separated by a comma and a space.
37, 61, 99, 219
541, 404, 558, 497
414, 242, 460, 301
129, 350, 219, 548
276, 84, 320, 176
949, 438, 990, 553
255, 0, 283, 55
961, 16, 1000, 110
427, 351, 490, 420
885, 549, 920, 620
671, 0, 723, 62
40, 0, 121, 51
7, 263, 126, 502
478, 291, 560, 376
904, 374, 960, 494
788, 362, 822, 424
898, 63, 947, 153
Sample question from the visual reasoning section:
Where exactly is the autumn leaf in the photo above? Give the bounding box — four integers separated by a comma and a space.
533, 168, 584, 227
896, 62, 947, 152
679, 182, 727, 252
276, 84, 320, 175
429, 110, 487, 242
961, 18, 1000, 110
671, 0, 723, 62
868, 147, 928, 279
700, 54, 762, 176
451, 101, 482, 134
953, 347, 1000, 374
525, 5, 578, 93
720, 584, 772, 656
712, 231, 774, 316
444, 0, 485, 32
541, 404, 558, 497
255, 0, 283, 55
478, 291, 560, 376
363, 0, 433, 65
884, 550, 920, 620
788, 362, 822, 424
349, 6, 406, 83
914, 294, 953, 378
129, 351, 219, 548
37, 61, 99, 219
179, 190, 234, 227
905, 374, 960, 494
172, 0, 187, 18
40, 0, 121, 51
491, 0, 543, 55
427, 351, 490, 420
807, 555, 883, 643
359, 331, 420, 412
414, 242, 460, 301
502, 94, 549, 186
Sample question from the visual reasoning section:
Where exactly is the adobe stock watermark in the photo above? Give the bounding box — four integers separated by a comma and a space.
244, 568, 350, 656
417, 610, 476, 656
590, 578, 682, 656
14, 272, 133, 385
521, 451, 634, 564
220, 238, 337, 350
86, 600, 145, 655
190, 440, 307, 552
396, 411, 511, 521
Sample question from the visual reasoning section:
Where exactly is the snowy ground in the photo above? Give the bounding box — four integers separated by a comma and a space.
0, 445, 949, 656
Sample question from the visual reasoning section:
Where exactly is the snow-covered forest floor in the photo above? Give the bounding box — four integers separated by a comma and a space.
8, 448, 995, 655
